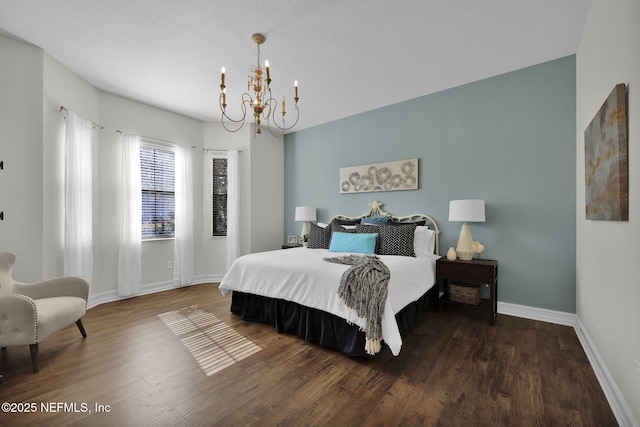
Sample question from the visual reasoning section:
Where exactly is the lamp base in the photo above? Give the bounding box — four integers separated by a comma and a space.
301, 221, 310, 240
456, 223, 475, 261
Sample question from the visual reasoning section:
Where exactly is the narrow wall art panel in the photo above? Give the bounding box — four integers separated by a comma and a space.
340, 158, 418, 194
584, 83, 628, 221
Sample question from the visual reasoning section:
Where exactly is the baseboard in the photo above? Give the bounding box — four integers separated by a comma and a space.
498, 301, 636, 427
574, 318, 638, 427
497, 301, 576, 326
87, 274, 225, 309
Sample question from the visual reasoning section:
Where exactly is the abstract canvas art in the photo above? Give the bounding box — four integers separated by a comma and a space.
585, 84, 628, 221
340, 158, 418, 194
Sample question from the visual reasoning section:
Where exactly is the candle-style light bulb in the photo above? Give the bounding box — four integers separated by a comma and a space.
294, 80, 299, 101
265, 60, 270, 81
221, 67, 225, 88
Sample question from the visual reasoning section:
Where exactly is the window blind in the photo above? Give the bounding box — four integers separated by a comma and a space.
140, 144, 175, 238
212, 157, 228, 236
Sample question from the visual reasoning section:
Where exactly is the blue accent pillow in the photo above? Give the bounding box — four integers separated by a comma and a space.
328, 232, 378, 254
361, 217, 389, 225
355, 224, 381, 254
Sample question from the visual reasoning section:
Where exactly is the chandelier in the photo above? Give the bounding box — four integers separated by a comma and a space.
219, 33, 299, 136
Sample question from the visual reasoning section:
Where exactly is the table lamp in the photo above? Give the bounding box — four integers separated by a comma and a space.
295, 206, 317, 240
448, 199, 485, 260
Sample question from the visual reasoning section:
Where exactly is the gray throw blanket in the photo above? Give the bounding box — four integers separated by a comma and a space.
324, 254, 390, 355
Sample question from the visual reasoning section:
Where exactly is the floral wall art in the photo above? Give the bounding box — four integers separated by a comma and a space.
584, 83, 628, 221
340, 158, 418, 194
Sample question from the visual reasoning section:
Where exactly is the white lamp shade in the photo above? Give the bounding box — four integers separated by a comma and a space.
448, 199, 486, 222
295, 206, 317, 222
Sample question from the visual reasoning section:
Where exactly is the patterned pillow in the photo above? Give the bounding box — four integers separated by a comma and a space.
308, 222, 332, 249
355, 224, 380, 254
379, 224, 417, 257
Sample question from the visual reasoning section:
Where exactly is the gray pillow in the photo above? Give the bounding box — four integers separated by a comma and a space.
308, 222, 332, 249
379, 224, 416, 257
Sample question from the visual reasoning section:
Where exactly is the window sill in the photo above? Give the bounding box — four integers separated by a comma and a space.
142, 237, 175, 242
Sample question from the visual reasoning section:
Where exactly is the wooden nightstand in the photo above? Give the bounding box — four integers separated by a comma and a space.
281, 244, 302, 249
436, 257, 499, 325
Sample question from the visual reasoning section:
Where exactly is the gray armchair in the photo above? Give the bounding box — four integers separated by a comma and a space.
0, 251, 88, 373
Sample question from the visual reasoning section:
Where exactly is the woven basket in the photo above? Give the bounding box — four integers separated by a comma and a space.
448, 282, 481, 305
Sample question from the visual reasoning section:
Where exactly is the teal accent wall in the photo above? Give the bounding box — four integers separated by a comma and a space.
284, 56, 576, 313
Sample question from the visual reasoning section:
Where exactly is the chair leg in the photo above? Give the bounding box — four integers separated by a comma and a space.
26, 321, 85, 374
76, 319, 87, 338
30, 343, 39, 373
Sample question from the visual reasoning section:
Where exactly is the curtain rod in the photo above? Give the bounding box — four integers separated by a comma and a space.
116, 129, 196, 149
59, 106, 104, 130
203, 148, 243, 153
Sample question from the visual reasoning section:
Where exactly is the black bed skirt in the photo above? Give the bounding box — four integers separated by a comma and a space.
230, 287, 435, 357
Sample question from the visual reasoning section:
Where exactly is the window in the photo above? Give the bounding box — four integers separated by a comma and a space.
212, 157, 228, 236
140, 143, 175, 239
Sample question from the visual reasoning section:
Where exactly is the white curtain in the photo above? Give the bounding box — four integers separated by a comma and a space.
63, 110, 93, 282
174, 144, 194, 287
226, 150, 240, 269
117, 133, 142, 297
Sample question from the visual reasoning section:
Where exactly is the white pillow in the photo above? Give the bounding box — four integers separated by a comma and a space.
414, 226, 436, 257
317, 222, 328, 228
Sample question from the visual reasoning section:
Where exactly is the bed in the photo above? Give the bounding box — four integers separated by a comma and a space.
219, 201, 441, 357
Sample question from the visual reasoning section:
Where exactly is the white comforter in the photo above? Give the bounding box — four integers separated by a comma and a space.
219, 248, 439, 355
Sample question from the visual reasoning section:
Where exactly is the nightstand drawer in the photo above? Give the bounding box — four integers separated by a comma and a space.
438, 262, 495, 283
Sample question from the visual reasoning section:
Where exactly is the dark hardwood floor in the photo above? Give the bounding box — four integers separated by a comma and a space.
0, 283, 617, 426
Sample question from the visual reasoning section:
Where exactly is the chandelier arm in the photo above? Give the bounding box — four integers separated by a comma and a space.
220, 116, 245, 133
219, 94, 253, 132
268, 102, 300, 132
219, 93, 241, 123
263, 106, 300, 138
219, 93, 255, 123
259, 95, 300, 137
261, 96, 291, 127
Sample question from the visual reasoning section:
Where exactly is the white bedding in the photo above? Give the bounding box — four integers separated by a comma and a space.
219, 247, 439, 356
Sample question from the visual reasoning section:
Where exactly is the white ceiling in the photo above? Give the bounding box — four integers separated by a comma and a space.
0, 0, 591, 132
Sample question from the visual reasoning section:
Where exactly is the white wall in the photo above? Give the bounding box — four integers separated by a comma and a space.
248, 128, 284, 253
577, 0, 640, 424
1, 32, 284, 305
0, 34, 44, 282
